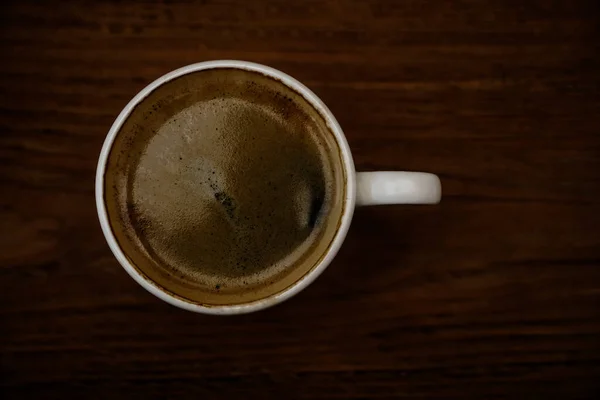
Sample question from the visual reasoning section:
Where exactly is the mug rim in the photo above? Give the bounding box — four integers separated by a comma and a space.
95, 60, 356, 314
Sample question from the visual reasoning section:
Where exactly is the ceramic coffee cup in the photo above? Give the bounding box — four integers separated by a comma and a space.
96, 61, 441, 314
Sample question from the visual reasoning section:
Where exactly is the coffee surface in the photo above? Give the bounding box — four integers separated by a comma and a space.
104, 68, 343, 299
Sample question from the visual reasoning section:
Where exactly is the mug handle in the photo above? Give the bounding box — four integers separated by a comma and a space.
356, 171, 442, 206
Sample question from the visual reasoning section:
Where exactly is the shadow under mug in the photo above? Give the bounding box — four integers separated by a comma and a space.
96, 60, 441, 315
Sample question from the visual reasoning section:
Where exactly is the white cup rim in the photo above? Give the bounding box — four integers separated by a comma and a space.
95, 60, 356, 314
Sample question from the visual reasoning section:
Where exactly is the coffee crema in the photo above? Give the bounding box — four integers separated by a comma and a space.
104, 68, 345, 305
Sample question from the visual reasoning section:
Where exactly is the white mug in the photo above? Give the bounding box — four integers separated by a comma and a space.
96, 60, 441, 315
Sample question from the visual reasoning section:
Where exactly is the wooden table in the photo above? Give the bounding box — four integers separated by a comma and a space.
2, 1, 600, 398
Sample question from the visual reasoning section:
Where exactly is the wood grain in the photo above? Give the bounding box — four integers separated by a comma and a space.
2, 0, 600, 398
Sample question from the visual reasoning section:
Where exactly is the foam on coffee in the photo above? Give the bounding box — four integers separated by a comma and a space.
104, 68, 345, 305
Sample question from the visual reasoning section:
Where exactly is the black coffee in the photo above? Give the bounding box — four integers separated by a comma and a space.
104, 68, 344, 302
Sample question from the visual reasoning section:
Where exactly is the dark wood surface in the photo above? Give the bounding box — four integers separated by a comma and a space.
2, 1, 600, 398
